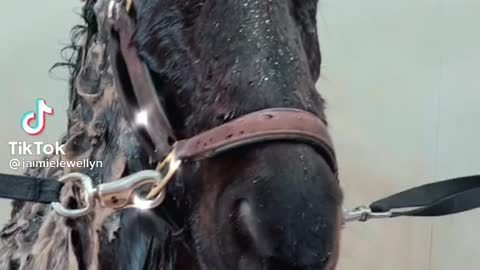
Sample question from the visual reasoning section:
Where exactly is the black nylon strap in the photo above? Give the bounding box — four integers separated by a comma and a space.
1, 172, 480, 218
370, 175, 480, 217
0, 173, 64, 203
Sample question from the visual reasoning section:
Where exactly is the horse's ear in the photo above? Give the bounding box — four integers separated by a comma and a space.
291, 0, 321, 80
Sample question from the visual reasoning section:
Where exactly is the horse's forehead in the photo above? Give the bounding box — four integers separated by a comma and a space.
176, 0, 311, 25
132, 0, 323, 133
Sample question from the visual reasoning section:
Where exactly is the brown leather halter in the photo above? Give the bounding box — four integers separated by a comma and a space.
107, 1, 338, 175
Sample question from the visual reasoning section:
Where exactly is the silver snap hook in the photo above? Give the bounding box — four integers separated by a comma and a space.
51, 173, 96, 218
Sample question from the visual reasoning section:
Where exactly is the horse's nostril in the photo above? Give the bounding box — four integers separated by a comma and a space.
232, 200, 255, 251
238, 200, 252, 220
232, 200, 274, 256
237, 201, 256, 239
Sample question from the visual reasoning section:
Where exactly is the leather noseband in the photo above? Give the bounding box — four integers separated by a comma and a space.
173, 108, 337, 174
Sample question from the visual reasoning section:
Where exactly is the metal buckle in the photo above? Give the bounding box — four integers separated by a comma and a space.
126, 0, 134, 13
344, 205, 392, 223
51, 152, 182, 218
108, 0, 134, 20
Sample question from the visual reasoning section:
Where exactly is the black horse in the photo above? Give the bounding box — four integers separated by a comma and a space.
0, 0, 343, 269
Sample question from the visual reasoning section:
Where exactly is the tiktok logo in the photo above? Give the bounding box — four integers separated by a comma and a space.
21, 99, 54, 136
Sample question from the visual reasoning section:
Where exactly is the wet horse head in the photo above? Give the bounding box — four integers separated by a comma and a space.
99, 0, 343, 269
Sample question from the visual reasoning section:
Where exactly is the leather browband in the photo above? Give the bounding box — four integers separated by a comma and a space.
173, 108, 338, 174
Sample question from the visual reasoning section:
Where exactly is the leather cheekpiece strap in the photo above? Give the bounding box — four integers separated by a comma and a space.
108, 7, 176, 161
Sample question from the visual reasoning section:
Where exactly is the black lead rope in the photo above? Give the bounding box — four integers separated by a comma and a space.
0, 172, 480, 221
369, 175, 480, 218
0, 173, 63, 204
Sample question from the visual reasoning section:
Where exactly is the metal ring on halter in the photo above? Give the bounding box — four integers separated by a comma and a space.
51, 173, 96, 218
146, 152, 182, 200
131, 186, 167, 210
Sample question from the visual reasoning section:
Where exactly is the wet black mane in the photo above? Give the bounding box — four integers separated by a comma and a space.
52, 2, 189, 269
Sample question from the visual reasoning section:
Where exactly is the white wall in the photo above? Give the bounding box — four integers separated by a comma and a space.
0, 1, 479, 269
318, 0, 480, 269
0, 1, 76, 224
